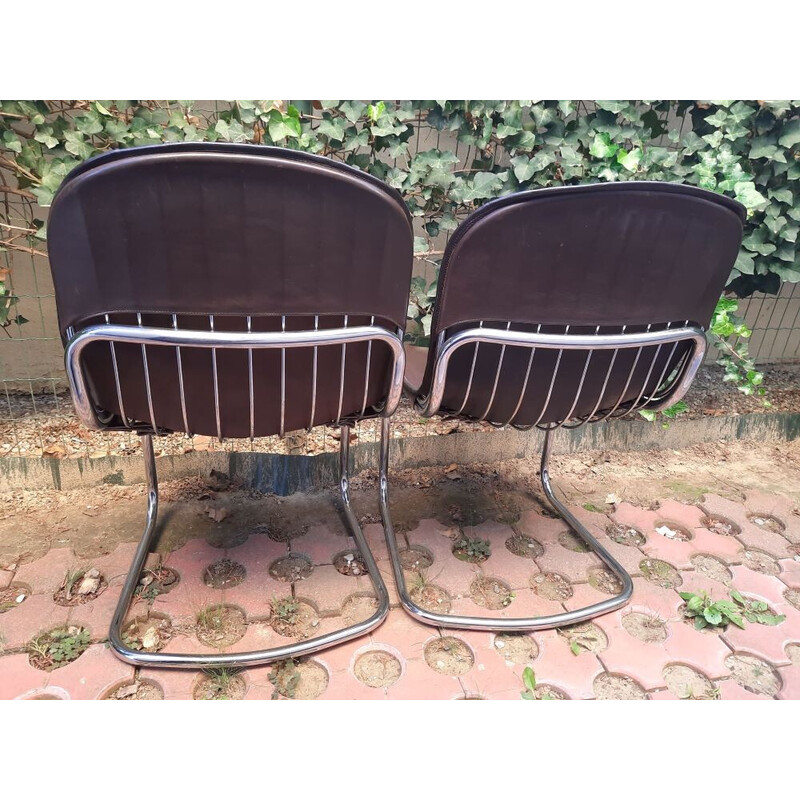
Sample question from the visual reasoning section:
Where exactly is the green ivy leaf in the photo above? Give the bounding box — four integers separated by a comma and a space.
734, 181, 768, 210
589, 132, 618, 159
778, 119, 800, 148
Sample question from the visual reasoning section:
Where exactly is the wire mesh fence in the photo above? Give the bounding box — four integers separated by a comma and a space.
1, 102, 799, 460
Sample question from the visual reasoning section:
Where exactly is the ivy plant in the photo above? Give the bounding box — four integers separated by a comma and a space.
3, 99, 799, 398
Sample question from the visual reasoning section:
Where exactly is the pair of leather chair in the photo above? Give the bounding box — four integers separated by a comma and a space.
47, 143, 745, 668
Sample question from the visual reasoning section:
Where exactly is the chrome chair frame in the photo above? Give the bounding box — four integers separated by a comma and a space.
65, 318, 404, 668
388, 323, 706, 631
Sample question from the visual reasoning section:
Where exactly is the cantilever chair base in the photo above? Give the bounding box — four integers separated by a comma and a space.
109, 427, 390, 669
380, 418, 633, 631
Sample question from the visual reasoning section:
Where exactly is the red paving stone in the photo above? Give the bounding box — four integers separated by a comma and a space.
43, 643, 135, 700
0, 653, 50, 699
532, 630, 605, 699
777, 664, 800, 699
0, 594, 72, 650
2, 485, 798, 700
295, 524, 355, 566
14, 547, 76, 596
296, 564, 360, 615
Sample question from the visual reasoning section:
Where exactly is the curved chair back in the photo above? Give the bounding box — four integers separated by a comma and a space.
48, 143, 413, 438
416, 182, 745, 426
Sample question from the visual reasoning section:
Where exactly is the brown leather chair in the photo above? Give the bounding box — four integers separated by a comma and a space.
384, 182, 746, 632
48, 142, 413, 668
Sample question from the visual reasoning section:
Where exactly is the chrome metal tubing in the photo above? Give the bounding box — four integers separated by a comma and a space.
108, 428, 391, 669
381, 420, 633, 631
65, 322, 405, 432
416, 324, 706, 419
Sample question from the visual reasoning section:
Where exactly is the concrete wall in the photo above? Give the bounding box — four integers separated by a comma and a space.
2, 411, 797, 494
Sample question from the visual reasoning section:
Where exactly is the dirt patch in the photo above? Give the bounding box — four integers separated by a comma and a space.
409, 581, 452, 613
424, 636, 474, 676
135, 566, 179, 599
122, 615, 174, 652
724, 653, 781, 697
742, 549, 780, 576
606, 523, 646, 547
529, 684, 569, 700
269, 659, 329, 699
204, 526, 248, 549
690, 554, 733, 585
747, 513, 785, 535
593, 673, 647, 700
0, 583, 29, 613
194, 670, 247, 700
28, 625, 91, 671
587, 567, 624, 595
785, 588, 800, 611
398, 546, 433, 571
622, 611, 668, 643
663, 664, 717, 699
558, 530, 590, 552
203, 559, 246, 588
700, 515, 740, 536
269, 554, 313, 582
333, 550, 368, 577
557, 622, 608, 654
653, 521, 692, 542
53, 568, 107, 606
196, 605, 247, 648
353, 650, 402, 688
639, 558, 682, 589
469, 576, 513, 609
492, 496, 522, 525
531, 571, 573, 600
269, 598, 320, 639
342, 594, 379, 625
786, 643, 800, 665
506, 533, 544, 559
106, 680, 164, 700
494, 633, 539, 664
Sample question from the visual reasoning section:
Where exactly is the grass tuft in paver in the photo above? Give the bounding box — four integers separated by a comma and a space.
28, 625, 91, 671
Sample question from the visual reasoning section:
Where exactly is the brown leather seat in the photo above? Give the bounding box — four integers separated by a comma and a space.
408, 182, 745, 425
48, 143, 414, 438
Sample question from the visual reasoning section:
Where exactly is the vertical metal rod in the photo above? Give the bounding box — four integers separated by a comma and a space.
643, 320, 688, 405
280, 315, 286, 437
455, 321, 484, 415
106, 314, 128, 425
172, 314, 189, 433
247, 315, 255, 439
503, 324, 540, 427
138, 313, 156, 431
598, 324, 652, 421
567, 325, 625, 427
478, 322, 512, 421
336, 314, 349, 423
309, 315, 319, 431
209, 315, 222, 441
553, 325, 599, 427
360, 315, 375, 418
618, 323, 670, 419
529, 324, 570, 428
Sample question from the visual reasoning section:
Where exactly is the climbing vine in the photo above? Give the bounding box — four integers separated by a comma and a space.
2, 100, 798, 397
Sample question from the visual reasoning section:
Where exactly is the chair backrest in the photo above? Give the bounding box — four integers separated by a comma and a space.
48, 143, 413, 438
417, 182, 746, 426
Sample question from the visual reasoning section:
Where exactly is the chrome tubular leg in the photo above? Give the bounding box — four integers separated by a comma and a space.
107, 430, 390, 669
382, 423, 633, 631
